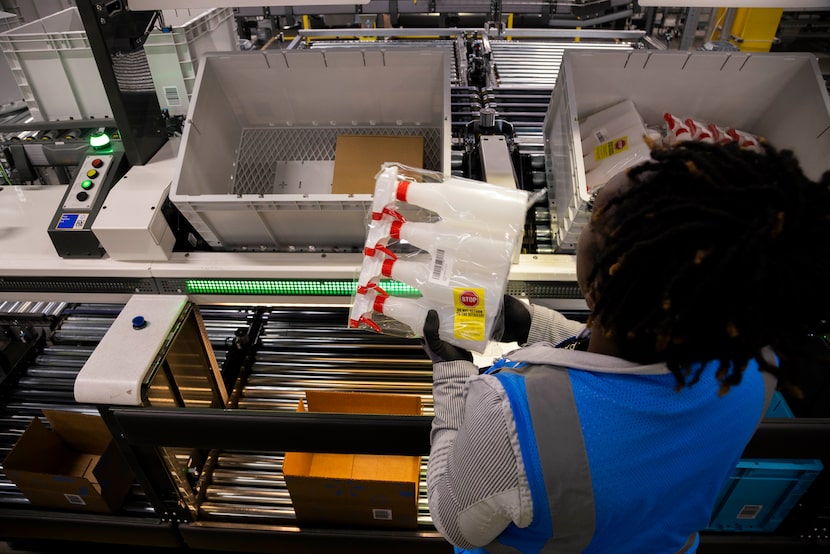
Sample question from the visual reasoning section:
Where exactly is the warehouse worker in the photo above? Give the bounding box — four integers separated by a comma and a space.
422, 140, 830, 553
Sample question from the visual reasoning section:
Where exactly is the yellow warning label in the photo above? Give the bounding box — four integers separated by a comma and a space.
593, 136, 629, 162
453, 288, 486, 341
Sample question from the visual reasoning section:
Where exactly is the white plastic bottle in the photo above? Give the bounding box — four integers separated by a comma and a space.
373, 293, 490, 353
390, 219, 517, 269
395, 176, 528, 227
381, 256, 500, 304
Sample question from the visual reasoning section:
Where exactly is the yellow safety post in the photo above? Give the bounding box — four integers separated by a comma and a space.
359, 16, 377, 42
303, 14, 310, 46
730, 8, 783, 52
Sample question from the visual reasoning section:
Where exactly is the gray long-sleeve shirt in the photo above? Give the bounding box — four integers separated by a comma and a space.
427, 304, 586, 548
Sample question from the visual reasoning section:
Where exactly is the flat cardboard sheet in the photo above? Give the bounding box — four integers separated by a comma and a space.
331, 135, 424, 195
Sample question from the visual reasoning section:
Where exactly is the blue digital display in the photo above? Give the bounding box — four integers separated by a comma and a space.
57, 213, 79, 229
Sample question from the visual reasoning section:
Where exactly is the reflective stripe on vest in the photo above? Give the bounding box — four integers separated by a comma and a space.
485, 365, 596, 553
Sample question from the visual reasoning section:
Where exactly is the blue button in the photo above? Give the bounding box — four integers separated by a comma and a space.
131, 316, 146, 329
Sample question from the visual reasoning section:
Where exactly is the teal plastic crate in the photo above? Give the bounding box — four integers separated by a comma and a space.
764, 391, 794, 419
706, 392, 823, 532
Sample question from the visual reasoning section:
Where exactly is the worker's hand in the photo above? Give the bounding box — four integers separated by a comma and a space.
497, 295, 532, 344
421, 310, 473, 363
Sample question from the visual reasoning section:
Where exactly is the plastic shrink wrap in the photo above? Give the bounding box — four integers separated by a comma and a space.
348, 163, 531, 353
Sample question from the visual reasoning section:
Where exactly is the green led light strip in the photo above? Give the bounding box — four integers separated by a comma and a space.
185, 279, 420, 296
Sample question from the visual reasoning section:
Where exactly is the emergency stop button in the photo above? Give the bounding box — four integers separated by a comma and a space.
86, 169, 99, 179
91, 158, 104, 169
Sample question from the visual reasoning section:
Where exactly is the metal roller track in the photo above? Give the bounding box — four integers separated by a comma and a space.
489, 40, 636, 88
0, 304, 121, 507
200, 454, 434, 526
0, 301, 67, 318
0, 303, 439, 528
478, 41, 635, 256
486, 40, 636, 144
210, 306, 436, 526
238, 307, 432, 412
0, 303, 258, 517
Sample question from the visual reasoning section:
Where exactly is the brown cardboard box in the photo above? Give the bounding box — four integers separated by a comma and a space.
331, 135, 424, 194
3, 410, 135, 513
283, 390, 423, 529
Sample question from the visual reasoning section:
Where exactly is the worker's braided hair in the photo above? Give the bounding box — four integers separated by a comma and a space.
585, 140, 830, 394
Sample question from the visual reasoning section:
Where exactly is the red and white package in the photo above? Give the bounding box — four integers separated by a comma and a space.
685, 118, 715, 143
663, 112, 692, 144
727, 127, 763, 152
707, 123, 734, 145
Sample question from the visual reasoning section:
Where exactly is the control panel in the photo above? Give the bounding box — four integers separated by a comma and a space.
48, 150, 128, 258
61, 155, 113, 212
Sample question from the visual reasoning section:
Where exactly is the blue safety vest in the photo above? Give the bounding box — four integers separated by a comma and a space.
456, 343, 775, 553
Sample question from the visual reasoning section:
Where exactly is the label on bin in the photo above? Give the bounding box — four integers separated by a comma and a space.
372, 508, 393, 520
594, 136, 629, 161
737, 504, 762, 519
64, 493, 86, 506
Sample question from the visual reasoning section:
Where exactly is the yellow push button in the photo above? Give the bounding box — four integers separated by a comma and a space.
86, 169, 99, 179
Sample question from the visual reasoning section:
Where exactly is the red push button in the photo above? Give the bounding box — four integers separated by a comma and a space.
91, 158, 104, 169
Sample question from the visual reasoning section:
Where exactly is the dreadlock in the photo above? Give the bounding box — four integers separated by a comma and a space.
586, 140, 830, 394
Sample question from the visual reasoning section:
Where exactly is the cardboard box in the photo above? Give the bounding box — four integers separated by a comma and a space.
3, 410, 135, 513
331, 135, 424, 195
283, 391, 423, 529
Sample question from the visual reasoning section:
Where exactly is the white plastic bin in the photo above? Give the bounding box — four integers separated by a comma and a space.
0, 6, 236, 121
0, 9, 19, 109
143, 8, 237, 116
0, 0, 73, 24
545, 50, 830, 252
0, 10, 19, 33
0, 0, 75, 111
169, 48, 452, 252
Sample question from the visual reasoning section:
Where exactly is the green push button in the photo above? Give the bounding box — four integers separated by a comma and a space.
81, 179, 93, 190
89, 132, 111, 150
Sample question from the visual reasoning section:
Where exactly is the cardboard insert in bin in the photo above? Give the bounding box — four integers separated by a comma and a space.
3, 410, 135, 513
283, 391, 423, 529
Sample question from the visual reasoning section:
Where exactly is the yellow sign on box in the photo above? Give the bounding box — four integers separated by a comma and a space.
453, 287, 487, 342
594, 136, 630, 162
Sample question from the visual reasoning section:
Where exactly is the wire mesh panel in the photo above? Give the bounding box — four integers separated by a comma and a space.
233, 126, 443, 196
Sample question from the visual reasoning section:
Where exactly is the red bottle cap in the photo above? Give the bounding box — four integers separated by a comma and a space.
381, 258, 395, 277
396, 180, 411, 202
